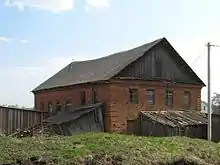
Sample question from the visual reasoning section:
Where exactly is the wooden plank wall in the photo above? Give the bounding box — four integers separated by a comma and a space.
0, 106, 50, 135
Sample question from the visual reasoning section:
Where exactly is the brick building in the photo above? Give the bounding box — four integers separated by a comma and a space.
32, 37, 205, 132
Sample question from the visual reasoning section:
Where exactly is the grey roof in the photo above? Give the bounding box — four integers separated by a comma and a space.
33, 38, 163, 92
141, 110, 207, 127
43, 103, 103, 125
0, 105, 35, 112
33, 37, 205, 92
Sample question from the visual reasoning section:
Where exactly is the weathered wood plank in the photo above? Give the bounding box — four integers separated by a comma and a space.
0, 106, 50, 134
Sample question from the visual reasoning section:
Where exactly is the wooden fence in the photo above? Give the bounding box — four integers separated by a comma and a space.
0, 106, 50, 135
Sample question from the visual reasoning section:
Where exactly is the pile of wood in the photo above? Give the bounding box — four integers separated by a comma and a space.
8, 123, 57, 138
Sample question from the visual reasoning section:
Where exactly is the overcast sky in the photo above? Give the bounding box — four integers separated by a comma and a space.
0, 0, 220, 107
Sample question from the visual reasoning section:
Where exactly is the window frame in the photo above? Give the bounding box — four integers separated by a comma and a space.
147, 89, 155, 105
56, 101, 61, 113
80, 90, 86, 105
165, 89, 173, 106
92, 88, 98, 104
129, 88, 139, 104
48, 102, 53, 113
64, 101, 72, 111
183, 91, 191, 109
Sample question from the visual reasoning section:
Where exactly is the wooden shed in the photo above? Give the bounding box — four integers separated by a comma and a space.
43, 103, 105, 136
140, 110, 207, 139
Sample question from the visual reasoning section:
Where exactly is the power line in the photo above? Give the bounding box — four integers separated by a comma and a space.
210, 44, 220, 47
190, 48, 206, 66
191, 44, 220, 67
191, 54, 204, 66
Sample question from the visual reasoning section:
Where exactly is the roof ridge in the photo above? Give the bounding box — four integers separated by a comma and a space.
32, 37, 206, 92
32, 37, 166, 92
69, 37, 165, 63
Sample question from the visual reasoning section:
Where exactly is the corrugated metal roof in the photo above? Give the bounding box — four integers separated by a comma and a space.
141, 110, 207, 127
43, 103, 103, 125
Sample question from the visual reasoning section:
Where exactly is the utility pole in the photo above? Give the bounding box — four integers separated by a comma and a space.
206, 42, 220, 141
207, 42, 211, 141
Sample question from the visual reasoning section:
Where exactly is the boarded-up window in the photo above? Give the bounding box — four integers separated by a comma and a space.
40, 102, 44, 111
129, 88, 138, 104
56, 101, 61, 113
165, 90, 173, 106
65, 101, 72, 111
81, 91, 86, 105
147, 89, 155, 105
183, 91, 191, 109
48, 102, 53, 113
92, 88, 98, 104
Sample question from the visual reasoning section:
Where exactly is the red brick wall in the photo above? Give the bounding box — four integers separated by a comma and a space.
34, 80, 203, 133
34, 83, 110, 111
106, 79, 202, 132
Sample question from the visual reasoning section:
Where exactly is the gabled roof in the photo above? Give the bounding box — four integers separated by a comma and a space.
33, 37, 205, 92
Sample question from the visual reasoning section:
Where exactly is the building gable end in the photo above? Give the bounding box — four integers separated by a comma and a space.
115, 39, 205, 86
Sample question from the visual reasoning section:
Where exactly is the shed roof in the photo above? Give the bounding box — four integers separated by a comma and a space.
33, 37, 205, 92
43, 103, 103, 125
0, 105, 35, 112
141, 110, 207, 127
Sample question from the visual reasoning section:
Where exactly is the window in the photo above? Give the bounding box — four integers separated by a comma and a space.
129, 88, 138, 104
183, 91, 191, 109
40, 102, 44, 111
92, 88, 98, 104
80, 90, 86, 105
147, 89, 155, 105
48, 102, 53, 113
56, 101, 61, 113
64, 101, 72, 111
165, 90, 173, 106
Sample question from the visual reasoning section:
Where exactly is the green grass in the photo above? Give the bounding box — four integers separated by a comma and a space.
0, 133, 220, 164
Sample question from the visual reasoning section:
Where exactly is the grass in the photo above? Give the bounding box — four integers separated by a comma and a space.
0, 133, 220, 164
